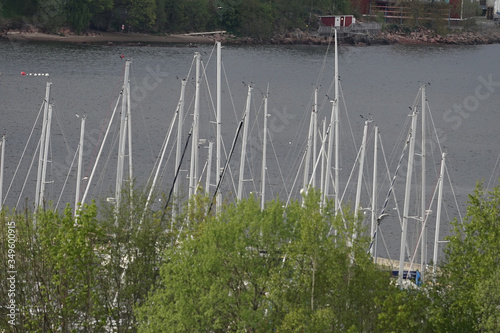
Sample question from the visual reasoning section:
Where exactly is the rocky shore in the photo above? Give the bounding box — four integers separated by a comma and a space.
3, 24, 500, 47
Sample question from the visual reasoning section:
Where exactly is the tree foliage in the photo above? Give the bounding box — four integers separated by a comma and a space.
431, 182, 500, 332
0, 185, 172, 332
136, 190, 394, 332
1, 180, 500, 331
0, 0, 351, 37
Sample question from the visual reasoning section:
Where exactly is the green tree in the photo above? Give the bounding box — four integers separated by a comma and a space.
35, 0, 66, 32
0, 204, 107, 331
127, 0, 156, 31
430, 181, 500, 332
136, 190, 393, 332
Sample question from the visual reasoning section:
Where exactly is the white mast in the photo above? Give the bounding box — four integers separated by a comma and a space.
237, 86, 252, 201
127, 73, 133, 192
74, 115, 86, 216
334, 28, 340, 212
312, 89, 318, 189
0, 135, 5, 210
420, 85, 427, 279
320, 119, 326, 199
38, 103, 53, 208
433, 153, 446, 274
354, 120, 369, 241
189, 53, 201, 198
303, 92, 316, 195
174, 79, 187, 215
370, 126, 379, 258
399, 109, 418, 284
205, 141, 213, 193
261, 93, 269, 210
216, 42, 222, 213
324, 100, 336, 204
35, 82, 51, 210
115, 60, 131, 209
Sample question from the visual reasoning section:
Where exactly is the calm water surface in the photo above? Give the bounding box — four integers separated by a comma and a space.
1, 40, 499, 260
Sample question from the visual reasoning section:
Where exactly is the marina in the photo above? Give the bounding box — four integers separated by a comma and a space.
1, 39, 500, 270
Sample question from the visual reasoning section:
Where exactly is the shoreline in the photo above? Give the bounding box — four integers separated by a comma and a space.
3, 27, 500, 47
1, 31, 218, 45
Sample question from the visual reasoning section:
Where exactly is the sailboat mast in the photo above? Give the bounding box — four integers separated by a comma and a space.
320, 119, 326, 199
370, 126, 379, 259
127, 75, 133, 188
205, 141, 213, 193
399, 109, 418, 284
115, 60, 130, 208
174, 79, 187, 215
433, 152, 446, 274
237, 86, 252, 200
420, 85, 427, 278
35, 82, 51, 209
334, 29, 340, 212
0, 135, 5, 211
261, 93, 268, 210
74, 115, 86, 216
324, 100, 335, 205
38, 103, 53, 208
354, 120, 369, 241
189, 52, 201, 198
303, 92, 315, 194
216, 42, 222, 213
312, 89, 318, 189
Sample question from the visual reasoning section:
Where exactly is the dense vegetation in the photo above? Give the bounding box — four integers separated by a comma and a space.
0, 0, 354, 38
1, 181, 500, 332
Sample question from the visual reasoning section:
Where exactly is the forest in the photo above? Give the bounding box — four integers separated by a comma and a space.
0, 0, 355, 38
1, 183, 500, 332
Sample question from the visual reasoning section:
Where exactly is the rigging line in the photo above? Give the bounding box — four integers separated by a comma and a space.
83, 90, 122, 184
427, 100, 463, 223
145, 98, 182, 189
15, 137, 41, 210
201, 61, 217, 126
282, 98, 314, 188
221, 62, 239, 122
407, 171, 441, 272
203, 43, 217, 68
83, 63, 128, 179
161, 126, 193, 223
486, 150, 500, 191
246, 94, 266, 195
358, 126, 376, 207
52, 104, 70, 154
268, 128, 289, 201
315, 34, 333, 89
4, 102, 44, 203
338, 80, 358, 152
91, 117, 121, 201
285, 148, 307, 207
340, 138, 362, 204
208, 114, 245, 214
444, 163, 463, 223
367, 128, 411, 253
378, 227, 394, 265
55, 143, 79, 211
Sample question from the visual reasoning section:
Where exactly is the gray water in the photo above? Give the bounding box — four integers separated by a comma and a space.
1, 40, 499, 262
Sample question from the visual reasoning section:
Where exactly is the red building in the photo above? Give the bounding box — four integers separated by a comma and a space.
319, 15, 357, 27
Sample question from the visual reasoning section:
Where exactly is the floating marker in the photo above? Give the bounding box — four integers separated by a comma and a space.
21, 71, 26, 75
120, 55, 125, 59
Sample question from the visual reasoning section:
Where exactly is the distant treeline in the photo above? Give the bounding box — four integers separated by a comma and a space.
0, 0, 355, 38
